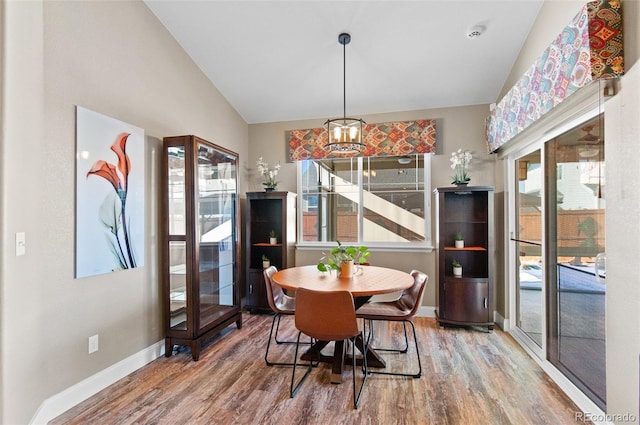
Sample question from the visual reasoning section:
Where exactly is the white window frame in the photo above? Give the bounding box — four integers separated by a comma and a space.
296, 154, 432, 251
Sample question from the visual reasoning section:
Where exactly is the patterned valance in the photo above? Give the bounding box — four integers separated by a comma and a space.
485, 0, 623, 152
288, 119, 436, 161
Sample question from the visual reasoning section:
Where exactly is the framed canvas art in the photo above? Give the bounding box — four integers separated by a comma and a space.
76, 106, 145, 278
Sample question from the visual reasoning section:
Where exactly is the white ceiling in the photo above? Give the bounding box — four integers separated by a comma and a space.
144, 0, 543, 124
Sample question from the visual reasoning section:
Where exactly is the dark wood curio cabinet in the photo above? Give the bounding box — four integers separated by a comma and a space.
434, 186, 494, 330
161, 135, 242, 361
244, 191, 296, 313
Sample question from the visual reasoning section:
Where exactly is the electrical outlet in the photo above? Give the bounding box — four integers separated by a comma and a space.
16, 232, 26, 256
88, 334, 99, 354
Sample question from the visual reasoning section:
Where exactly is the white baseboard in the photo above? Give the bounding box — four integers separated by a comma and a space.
30, 340, 165, 425
494, 310, 507, 330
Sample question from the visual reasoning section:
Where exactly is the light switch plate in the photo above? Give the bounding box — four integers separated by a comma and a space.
88, 334, 99, 354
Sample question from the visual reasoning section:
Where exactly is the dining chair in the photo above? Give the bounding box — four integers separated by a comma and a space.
290, 287, 368, 409
356, 269, 428, 378
263, 266, 303, 367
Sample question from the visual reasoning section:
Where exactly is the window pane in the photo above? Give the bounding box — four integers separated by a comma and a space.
300, 155, 427, 244
363, 156, 425, 243
300, 159, 359, 242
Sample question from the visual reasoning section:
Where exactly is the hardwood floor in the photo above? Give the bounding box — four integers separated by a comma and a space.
51, 313, 590, 425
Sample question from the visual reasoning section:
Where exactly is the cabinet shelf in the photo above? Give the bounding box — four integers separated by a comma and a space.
444, 274, 488, 280
444, 246, 486, 251
253, 243, 282, 247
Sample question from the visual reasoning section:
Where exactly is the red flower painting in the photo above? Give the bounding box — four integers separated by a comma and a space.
87, 133, 137, 269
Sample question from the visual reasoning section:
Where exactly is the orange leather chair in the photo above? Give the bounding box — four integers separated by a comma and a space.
290, 287, 368, 409
356, 270, 428, 378
263, 266, 301, 366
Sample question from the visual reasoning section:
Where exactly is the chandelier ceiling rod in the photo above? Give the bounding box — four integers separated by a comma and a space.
341, 32, 347, 121
325, 32, 365, 154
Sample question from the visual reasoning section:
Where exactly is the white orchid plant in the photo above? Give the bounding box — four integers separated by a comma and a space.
450, 149, 472, 185
256, 157, 281, 189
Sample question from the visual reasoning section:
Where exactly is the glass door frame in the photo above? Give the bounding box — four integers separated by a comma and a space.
507, 142, 547, 360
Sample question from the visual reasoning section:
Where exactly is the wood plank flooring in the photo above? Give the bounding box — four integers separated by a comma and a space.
51, 314, 590, 425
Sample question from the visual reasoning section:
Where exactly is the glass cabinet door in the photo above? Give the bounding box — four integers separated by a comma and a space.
195, 142, 238, 331
167, 146, 188, 331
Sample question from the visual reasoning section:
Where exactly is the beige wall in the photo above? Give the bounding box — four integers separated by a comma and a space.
248, 105, 495, 309
499, 0, 640, 420
1, 0, 638, 423
1, 1, 248, 423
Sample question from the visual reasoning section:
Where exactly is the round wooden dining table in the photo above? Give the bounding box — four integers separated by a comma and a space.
272, 265, 414, 383
272, 264, 414, 297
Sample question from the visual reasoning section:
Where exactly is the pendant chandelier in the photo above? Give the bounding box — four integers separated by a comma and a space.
325, 33, 365, 153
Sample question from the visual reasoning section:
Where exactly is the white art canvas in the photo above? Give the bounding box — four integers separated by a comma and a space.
76, 106, 145, 278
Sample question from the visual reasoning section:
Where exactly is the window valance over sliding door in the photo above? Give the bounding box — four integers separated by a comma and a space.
485, 0, 623, 153
288, 119, 436, 161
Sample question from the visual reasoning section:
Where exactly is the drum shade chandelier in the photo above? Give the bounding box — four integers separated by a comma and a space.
325, 33, 366, 153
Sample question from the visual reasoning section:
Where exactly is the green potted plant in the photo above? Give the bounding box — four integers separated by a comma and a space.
452, 259, 462, 277
454, 231, 464, 248
262, 254, 270, 269
317, 240, 370, 277
269, 230, 277, 245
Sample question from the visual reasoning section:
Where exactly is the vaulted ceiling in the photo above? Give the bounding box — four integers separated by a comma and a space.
145, 1, 543, 124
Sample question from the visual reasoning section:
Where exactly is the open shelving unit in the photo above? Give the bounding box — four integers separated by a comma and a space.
244, 191, 296, 313
434, 186, 494, 330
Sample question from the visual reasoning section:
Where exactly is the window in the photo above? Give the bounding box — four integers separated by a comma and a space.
297, 154, 431, 248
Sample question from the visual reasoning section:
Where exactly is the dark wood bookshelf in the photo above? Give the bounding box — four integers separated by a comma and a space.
434, 186, 494, 330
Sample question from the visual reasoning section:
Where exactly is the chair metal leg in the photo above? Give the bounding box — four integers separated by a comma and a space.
366, 319, 409, 353
274, 314, 295, 345
367, 319, 422, 378
266, 313, 293, 366
352, 331, 368, 409
290, 331, 314, 398
266, 314, 311, 367
366, 318, 375, 342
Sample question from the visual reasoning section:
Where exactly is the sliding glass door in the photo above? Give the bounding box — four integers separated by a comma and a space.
510, 112, 606, 410
546, 114, 606, 409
